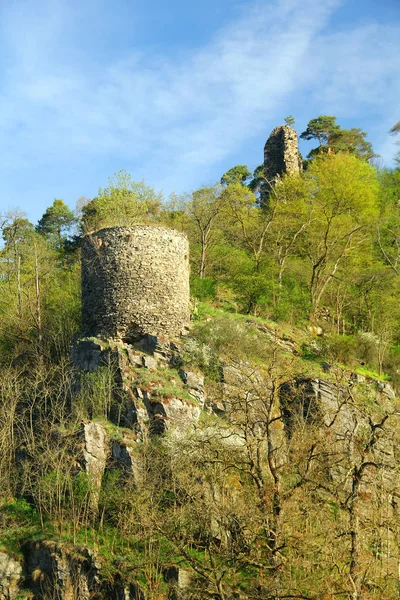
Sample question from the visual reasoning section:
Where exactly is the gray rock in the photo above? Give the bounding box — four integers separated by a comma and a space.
164, 566, 191, 590
71, 338, 103, 372
141, 355, 158, 370
0, 552, 23, 600
376, 381, 396, 400
111, 440, 140, 483
82, 422, 107, 506
141, 393, 201, 434
308, 324, 323, 336
179, 370, 205, 407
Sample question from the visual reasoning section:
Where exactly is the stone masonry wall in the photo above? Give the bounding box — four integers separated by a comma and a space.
81, 226, 190, 342
264, 124, 302, 184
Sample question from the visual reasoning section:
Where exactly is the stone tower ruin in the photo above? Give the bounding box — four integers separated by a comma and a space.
81, 226, 190, 342
264, 125, 302, 184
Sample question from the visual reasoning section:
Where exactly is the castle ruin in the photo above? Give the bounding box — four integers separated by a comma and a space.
81, 226, 190, 342
263, 124, 303, 184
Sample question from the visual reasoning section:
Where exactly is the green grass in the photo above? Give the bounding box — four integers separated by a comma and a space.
132, 365, 199, 404
0, 499, 48, 556
354, 365, 390, 381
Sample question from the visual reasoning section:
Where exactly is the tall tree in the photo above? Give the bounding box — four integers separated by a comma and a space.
187, 186, 224, 278
36, 199, 75, 246
301, 115, 375, 161
220, 165, 252, 187
301, 153, 379, 314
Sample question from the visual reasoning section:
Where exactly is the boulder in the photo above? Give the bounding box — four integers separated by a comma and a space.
0, 552, 23, 600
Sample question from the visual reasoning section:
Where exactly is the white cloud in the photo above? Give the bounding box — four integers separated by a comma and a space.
0, 0, 399, 207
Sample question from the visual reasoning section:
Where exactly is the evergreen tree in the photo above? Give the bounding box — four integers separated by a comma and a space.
36, 199, 76, 246
301, 115, 374, 161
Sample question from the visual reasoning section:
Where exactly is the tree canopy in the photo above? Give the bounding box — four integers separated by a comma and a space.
300, 115, 375, 161
80, 169, 163, 231
220, 164, 252, 186
36, 199, 75, 245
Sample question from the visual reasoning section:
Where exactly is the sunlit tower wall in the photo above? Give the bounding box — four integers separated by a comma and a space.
81, 226, 190, 342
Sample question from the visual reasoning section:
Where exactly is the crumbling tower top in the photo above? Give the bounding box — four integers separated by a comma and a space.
263, 125, 303, 184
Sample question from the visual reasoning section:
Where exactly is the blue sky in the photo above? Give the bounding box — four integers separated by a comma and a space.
1, 0, 399, 225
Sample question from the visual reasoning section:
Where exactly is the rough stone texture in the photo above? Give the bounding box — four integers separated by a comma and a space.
263, 125, 302, 187
23, 541, 99, 600
71, 338, 104, 372
72, 338, 202, 434
164, 566, 191, 594
280, 376, 398, 490
22, 541, 145, 600
111, 439, 139, 478
179, 370, 206, 407
81, 422, 107, 505
137, 390, 202, 435
81, 226, 190, 342
0, 552, 23, 600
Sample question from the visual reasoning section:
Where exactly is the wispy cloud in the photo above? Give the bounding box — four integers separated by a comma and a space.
0, 0, 399, 218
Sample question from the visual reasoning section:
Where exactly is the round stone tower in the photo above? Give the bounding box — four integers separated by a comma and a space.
81, 226, 190, 342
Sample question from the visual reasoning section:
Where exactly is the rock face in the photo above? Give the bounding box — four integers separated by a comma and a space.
263, 125, 302, 185
81, 226, 190, 343
71, 337, 203, 434
81, 421, 107, 506
23, 541, 145, 600
0, 552, 23, 600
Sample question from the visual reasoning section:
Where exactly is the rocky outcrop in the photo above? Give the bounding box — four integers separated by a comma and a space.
72, 337, 203, 435
81, 421, 107, 506
279, 375, 398, 491
179, 370, 206, 406
0, 552, 23, 600
22, 541, 145, 600
164, 566, 191, 597
81, 226, 190, 343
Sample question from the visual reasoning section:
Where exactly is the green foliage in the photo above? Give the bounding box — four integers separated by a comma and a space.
190, 314, 272, 364
284, 114, 296, 127
301, 115, 375, 160
81, 169, 163, 231
75, 367, 115, 419
247, 163, 265, 196
324, 333, 357, 366
190, 276, 217, 300
2, 127, 400, 599
2, 215, 34, 248
220, 164, 251, 186
181, 337, 220, 380
2, 498, 39, 524
300, 115, 340, 146
36, 199, 76, 246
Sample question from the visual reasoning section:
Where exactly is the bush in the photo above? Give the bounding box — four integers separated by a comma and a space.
354, 331, 379, 369
385, 345, 400, 390
75, 367, 115, 419
190, 316, 272, 365
181, 338, 220, 380
325, 334, 357, 366
191, 276, 217, 301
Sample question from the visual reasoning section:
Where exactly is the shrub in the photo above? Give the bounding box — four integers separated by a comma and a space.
324, 334, 357, 366
354, 331, 379, 369
191, 277, 217, 301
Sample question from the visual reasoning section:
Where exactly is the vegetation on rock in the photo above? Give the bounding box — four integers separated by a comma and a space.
1, 116, 400, 599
